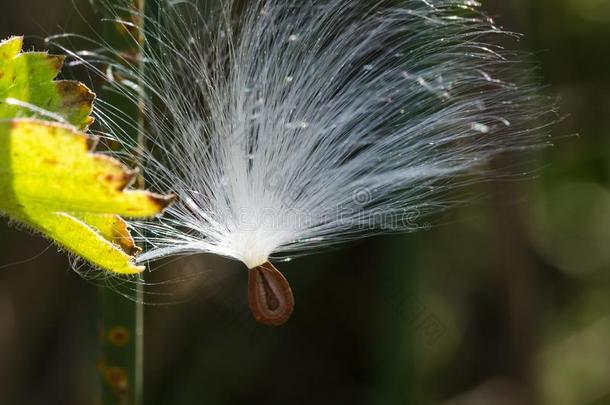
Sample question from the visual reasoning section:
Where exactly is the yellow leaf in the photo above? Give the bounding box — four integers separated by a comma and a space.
0, 37, 174, 274
15, 210, 145, 275
0, 120, 174, 274
0, 120, 172, 216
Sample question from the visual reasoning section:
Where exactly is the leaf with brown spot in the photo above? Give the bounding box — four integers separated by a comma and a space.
0, 35, 174, 273
0, 36, 94, 129
0, 119, 174, 274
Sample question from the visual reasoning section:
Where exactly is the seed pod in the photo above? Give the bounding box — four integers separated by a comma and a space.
247, 262, 294, 326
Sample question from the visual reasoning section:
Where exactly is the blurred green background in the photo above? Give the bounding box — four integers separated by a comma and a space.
0, 0, 609, 404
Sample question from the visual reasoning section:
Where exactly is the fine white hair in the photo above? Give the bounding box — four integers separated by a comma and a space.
54, 0, 553, 269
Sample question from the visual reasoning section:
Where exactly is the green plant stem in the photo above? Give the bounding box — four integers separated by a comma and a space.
98, 287, 143, 405
98, 1, 153, 404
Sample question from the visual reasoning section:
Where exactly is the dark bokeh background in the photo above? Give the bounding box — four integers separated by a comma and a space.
1, 0, 609, 404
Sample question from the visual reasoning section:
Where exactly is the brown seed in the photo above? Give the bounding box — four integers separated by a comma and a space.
247, 262, 294, 326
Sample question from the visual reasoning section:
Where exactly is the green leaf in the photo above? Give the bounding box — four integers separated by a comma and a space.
0, 37, 174, 274
0, 36, 94, 129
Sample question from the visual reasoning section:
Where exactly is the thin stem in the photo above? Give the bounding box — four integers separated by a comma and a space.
98, 1, 152, 404
134, 0, 147, 401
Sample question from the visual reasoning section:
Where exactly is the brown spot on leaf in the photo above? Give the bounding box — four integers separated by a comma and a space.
111, 216, 142, 256
43, 157, 59, 165
48, 55, 65, 76
148, 193, 177, 211
104, 169, 138, 191
56, 81, 96, 107
104, 174, 114, 182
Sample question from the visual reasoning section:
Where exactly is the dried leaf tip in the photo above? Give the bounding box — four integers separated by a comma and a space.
247, 262, 294, 327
